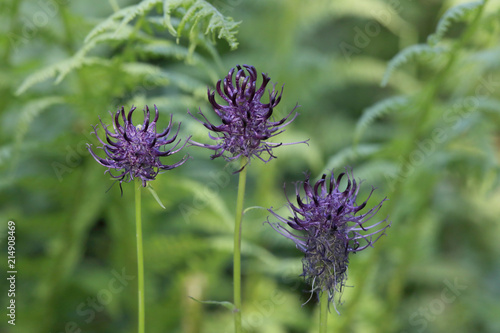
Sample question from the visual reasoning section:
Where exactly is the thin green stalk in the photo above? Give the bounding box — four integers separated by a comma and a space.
233, 157, 248, 333
135, 180, 145, 333
319, 292, 329, 333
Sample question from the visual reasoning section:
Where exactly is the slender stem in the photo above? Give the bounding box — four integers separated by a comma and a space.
135, 180, 145, 333
319, 292, 329, 333
233, 157, 248, 333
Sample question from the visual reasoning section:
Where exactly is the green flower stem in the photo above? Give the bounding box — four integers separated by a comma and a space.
135, 180, 145, 333
233, 157, 248, 333
319, 292, 329, 333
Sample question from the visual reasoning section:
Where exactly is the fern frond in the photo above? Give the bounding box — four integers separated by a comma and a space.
328, 0, 414, 38
85, 0, 162, 42
16, 28, 135, 95
117, 0, 162, 35
338, 57, 421, 94
121, 62, 161, 78
15, 97, 66, 147
353, 160, 400, 185
16, 56, 113, 95
15, 63, 62, 95
381, 44, 447, 87
141, 39, 190, 59
87, 0, 239, 50
321, 144, 382, 174
160, 71, 208, 99
163, 0, 185, 36
164, 0, 240, 50
354, 96, 410, 143
428, 1, 484, 46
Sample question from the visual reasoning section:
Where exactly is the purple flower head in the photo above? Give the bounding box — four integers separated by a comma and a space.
189, 65, 307, 169
87, 105, 189, 190
266, 169, 390, 308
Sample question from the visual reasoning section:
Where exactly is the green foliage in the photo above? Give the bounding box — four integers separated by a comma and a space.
16, 0, 239, 95
381, 44, 447, 87
354, 96, 410, 143
163, 0, 240, 50
428, 0, 484, 46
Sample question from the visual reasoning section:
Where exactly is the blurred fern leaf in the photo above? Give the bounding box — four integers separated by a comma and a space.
15, 96, 66, 145
381, 44, 447, 87
321, 144, 381, 173
17, 0, 239, 95
427, 1, 484, 46
164, 0, 240, 50
354, 96, 410, 144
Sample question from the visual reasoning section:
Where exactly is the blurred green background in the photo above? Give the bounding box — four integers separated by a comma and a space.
1, 0, 500, 332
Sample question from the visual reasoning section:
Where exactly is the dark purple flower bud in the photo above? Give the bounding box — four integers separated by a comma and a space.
266, 169, 390, 308
87, 105, 189, 191
189, 65, 307, 169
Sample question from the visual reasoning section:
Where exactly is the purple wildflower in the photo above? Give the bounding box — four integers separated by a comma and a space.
266, 170, 390, 307
87, 105, 188, 190
189, 65, 307, 169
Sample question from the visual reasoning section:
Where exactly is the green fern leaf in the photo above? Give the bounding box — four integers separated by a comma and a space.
15, 63, 62, 95
141, 39, 189, 59
163, 0, 184, 36
16, 56, 113, 95
116, 0, 163, 36
381, 44, 446, 87
84, 11, 127, 43
321, 144, 382, 173
428, 1, 484, 46
85, 0, 162, 42
164, 0, 240, 50
15, 97, 66, 147
17, 28, 134, 94
354, 96, 410, 143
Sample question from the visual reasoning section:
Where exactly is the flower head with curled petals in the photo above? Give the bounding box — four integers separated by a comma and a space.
266, 170, 390, 309
87, 105, 189, 191
189, 65, 307, 169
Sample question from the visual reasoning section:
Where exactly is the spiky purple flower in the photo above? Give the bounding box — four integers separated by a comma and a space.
189, 65, 307, 168
87, 105, 188, 190
267, 170, 390, 307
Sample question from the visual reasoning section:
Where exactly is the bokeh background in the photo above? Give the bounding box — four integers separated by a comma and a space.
1, 0, 500, 332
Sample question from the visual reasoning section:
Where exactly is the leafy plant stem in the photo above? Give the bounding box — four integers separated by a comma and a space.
319, 292, 329, 333
342, 4, 489, 331
375, 2, 490, 331
412, 0, 488, 139
233, 157, 248, 333
135, 179, 145, 333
